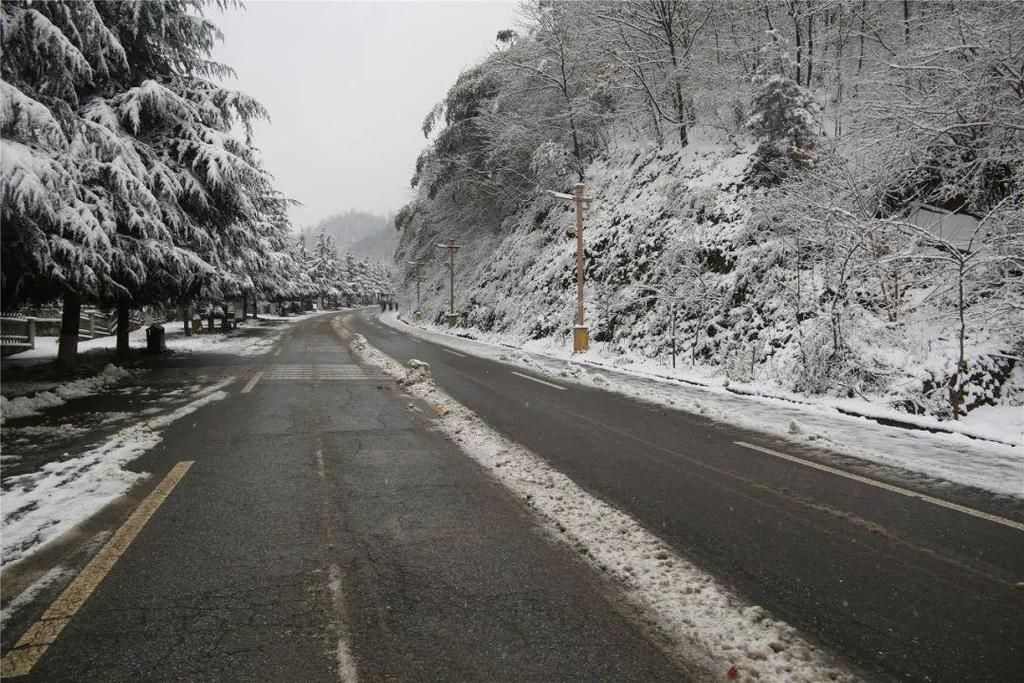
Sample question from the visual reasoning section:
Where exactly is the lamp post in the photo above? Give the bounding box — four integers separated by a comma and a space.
548, 182, 594, 353
406, 259, 424, 321
434, 239, 460, 327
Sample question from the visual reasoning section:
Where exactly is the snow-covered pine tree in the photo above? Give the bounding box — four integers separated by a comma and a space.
746, 31, 819, 184
2, 1, 296, 366
307, 232, 341, 307
1, 1, 130, 365
92, 1, 285, 347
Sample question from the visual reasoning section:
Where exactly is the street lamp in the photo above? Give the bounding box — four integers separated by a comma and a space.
406, 259, 424, 321
434, 238, 460, 327
548, 182, 594, 353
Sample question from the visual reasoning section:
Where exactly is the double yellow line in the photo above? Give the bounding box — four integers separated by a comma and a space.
1, 461, 194, 677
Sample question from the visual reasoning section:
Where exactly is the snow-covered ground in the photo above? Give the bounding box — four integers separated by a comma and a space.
396, 135, 1022, 449
0, 316, 312, 423
378, 311, 1023, 499
349, 325, 855, 682
4, 314, 317, 366
0, 379, 233, 568
0, 364, 132, 422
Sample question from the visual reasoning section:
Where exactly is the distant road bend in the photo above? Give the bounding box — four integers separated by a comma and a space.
351, 310, 1024, 683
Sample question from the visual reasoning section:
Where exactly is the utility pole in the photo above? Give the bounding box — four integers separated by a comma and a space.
547, 182, 595, 353
434, 238, 460, 328
406, 259, 424, 321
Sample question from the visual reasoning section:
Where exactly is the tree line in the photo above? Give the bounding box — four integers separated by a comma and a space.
300, 231, 395, 309
1, 0, 305, 367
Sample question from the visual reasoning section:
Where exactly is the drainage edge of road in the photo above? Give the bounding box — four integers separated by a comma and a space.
387, 314, 1019, 449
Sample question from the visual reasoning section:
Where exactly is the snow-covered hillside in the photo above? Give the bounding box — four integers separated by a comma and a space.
396, 131, 1022, 431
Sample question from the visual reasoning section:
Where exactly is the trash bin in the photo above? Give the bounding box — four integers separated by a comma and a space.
146, 324, 166, 353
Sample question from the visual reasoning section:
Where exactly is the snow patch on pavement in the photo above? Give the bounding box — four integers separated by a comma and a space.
163, 330, 276, 356
379, 312, 1023, 499
0, 565, 72, 625
0, 364, 132, 423
350, 329, 855, 682
1, 379, 233, 568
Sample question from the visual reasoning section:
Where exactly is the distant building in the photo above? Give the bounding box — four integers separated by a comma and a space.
907, 203, 983, 250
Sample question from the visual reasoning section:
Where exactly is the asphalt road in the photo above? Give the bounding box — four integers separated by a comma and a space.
3, 314, 687, 681
351, 311, 1024, 683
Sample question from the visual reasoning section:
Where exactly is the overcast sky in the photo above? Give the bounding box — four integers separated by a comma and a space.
211, 1, 518, 230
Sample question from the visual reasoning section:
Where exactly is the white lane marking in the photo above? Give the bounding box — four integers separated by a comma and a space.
734, 441, 1024, 532
329, 563, 359, 683
441, 348, 466, 358
273, 348, 282, 357
241, 370, 264, 394
511, 371, 566, 391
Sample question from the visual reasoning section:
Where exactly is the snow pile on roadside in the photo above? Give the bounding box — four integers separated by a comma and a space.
164, 330, 277, 356
0, 379, 232, 568
352, 332, 855, 682
0, 364, 132, 422
380, 311, 1023, 499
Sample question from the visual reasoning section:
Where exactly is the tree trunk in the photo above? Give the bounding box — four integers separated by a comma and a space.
116, 298, 131, 360
950, 261, 967, 419
183, 305, 192, 336
793, 7, 803, 85
903, 0, 911, 45
57, 293, 82, 371
857, 0, 866, 76
208, 310, 215, 333
806, 12, 814, 87
241, 293, 248, 321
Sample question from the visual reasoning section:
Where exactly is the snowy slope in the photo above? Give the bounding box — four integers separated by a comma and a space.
395, 130, 1022, 432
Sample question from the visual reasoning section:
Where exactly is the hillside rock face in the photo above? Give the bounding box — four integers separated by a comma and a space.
395, 137, 1021, 422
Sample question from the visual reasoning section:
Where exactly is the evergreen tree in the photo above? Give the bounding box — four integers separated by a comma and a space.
307, 232, 340, 305
746, 32, 819, 184
1, 1, 297, 366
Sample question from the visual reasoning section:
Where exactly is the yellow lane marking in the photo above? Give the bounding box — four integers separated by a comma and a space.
734, 441, 1024, 532
241, 370, 264, 394
0, 462, 194, 677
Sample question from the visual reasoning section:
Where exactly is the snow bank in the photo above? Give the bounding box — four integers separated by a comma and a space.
350, 328, 855, 682
0, 364, 132, 422
0, 379, 232, 567
380, 311, 1023, 499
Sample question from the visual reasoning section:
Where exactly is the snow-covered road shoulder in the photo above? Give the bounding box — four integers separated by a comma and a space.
347, 323, 856, 682
377, 312, 1022, 500
1, 364, 132, 423
0, 379, 233, 568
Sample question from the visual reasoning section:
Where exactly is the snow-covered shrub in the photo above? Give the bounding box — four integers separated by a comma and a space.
746, 34, 819, 185
531, 141, 574, 191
